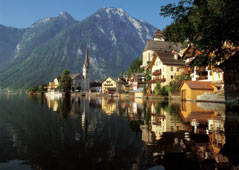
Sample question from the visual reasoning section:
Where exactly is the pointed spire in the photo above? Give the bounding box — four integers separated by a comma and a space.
84, 48, 89, 68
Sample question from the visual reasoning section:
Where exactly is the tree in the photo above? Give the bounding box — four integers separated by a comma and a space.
161, 0, 239, 65
154, 82, 161, 95
169, 74, 191, 93
58, 70, 72, 93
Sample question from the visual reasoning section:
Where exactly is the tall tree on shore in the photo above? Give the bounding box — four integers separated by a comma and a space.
58, 70, 72, 93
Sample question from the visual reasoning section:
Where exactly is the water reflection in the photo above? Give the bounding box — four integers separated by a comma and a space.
0, 94, 239, 169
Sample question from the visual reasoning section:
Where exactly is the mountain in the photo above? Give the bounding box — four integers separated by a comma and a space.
0, 25, 25, 67
0, 8, 157, 90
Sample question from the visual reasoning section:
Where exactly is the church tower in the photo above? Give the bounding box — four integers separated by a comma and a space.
82, 48, 90, 92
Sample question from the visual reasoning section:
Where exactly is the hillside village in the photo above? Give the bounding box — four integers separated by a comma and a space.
36, 29, 227, 103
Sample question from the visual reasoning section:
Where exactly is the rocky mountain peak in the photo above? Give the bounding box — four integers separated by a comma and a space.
58, 11, 74, 20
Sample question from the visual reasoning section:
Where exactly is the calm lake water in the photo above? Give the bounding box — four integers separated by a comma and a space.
0, 94, 239, 170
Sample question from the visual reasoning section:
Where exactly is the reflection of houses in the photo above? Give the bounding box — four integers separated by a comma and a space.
148, 50, 185, 91
101, 97, 117, 115
141, 102, 185, 145
180, 81, 216, 101
141, 29, 182, 70
180, 102, 225, 135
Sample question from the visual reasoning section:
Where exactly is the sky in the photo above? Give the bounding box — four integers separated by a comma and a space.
0, 0, 178, 30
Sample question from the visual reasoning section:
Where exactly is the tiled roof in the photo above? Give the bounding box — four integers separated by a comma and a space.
149, 51, 185, 69
180, 81, 215, 90
144, 40, 182, 52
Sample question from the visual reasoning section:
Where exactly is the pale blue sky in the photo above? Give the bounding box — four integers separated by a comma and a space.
0, 0, 178, 29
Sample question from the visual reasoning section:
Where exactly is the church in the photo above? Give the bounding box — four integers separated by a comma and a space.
81, 48, 90, 92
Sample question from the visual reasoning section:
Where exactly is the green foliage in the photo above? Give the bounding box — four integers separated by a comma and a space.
122, 57, 144, 76
160, 86, 169, 96
143, 84, 147, 94
169, 74, 191, 93
161, 0, 239, 66
145, 69, 151, 83
58, 70, 72, 93
28, 85, 44, 95
154, 82, 169, 96
154, 82, 161, 95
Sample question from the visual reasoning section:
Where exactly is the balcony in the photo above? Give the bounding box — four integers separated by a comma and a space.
152, 70, 161, 76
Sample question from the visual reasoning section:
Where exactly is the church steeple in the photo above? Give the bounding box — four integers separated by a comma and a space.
82, 47, 90, 92
84, 48, 89, 69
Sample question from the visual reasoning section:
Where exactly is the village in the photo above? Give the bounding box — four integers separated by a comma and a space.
38, 29, 229, 103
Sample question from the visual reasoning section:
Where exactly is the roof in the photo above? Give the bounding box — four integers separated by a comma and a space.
70, 73, 81, 79
180, 81, 215, 90
144, 40, 182, 52
149, 51, 185, 69
101, 77, 118, 83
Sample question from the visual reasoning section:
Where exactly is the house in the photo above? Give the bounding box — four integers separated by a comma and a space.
101, 77, 118, 94
47, 77, 60, 92
180, 45, 224, 86
141, 29, 182, 70
148, 50, 185, 92
180, 81, 216, 101
70, 73, 81, 91
128, 73, 146, 90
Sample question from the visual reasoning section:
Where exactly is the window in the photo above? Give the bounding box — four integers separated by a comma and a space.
171, 67, 173, 71
218, 74, 220, 79
171, 75, 173, 79
177, 68, 179, 72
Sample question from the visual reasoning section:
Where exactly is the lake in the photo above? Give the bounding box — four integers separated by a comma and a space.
0, 94, 238, 170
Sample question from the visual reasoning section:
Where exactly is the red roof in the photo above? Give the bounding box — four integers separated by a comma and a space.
180, 81, 215, 90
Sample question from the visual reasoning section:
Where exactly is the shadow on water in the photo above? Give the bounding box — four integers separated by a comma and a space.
0, 94, 239, 169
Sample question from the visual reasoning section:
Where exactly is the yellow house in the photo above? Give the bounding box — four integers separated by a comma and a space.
148, 50, 185, 91
180, 81, 216, 101
101, 77, 118, 94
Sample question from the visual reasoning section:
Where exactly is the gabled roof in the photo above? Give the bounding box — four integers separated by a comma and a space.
149, 51, 185, 69
70, 73, 81, 79
144, 40, 182, 52
180, 81, 215, 90
101, 77, 118, 83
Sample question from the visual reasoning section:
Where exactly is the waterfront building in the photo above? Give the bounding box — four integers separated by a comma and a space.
180, 81, 216, 101
148, 50, 185, 91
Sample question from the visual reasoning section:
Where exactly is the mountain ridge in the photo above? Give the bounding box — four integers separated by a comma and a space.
0, 8, 157, 90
